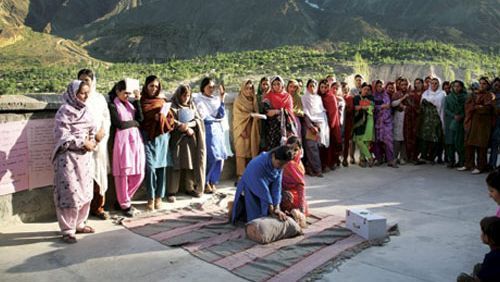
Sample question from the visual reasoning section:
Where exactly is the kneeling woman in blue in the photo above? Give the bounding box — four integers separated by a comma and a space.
231, 145, 296, 224
193, 77, 227, 194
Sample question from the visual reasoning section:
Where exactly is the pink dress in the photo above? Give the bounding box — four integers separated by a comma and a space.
112, 97, 145, 176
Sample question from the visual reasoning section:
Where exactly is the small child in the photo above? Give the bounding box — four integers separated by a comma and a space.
457, 216, 500, 282
486, 170, 500, 217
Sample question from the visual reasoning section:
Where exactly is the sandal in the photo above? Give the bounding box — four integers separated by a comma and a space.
62, 234, 77, 244
94, 211, 110, 220
76, 225, 95, 234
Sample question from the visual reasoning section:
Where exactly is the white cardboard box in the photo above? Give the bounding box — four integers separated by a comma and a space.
346, 208, 387, 240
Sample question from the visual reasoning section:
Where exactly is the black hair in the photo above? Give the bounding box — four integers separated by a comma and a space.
141, 75, 162, 98
442, 81, 451, 90
296, 78, 303, 84
286, 135, 302, 149
306, 79, 317, 88
354, 74, 363, 80
361, 82, 370, 88
452, 80, 465, 89
108, 80, 126, 102
480, 216, 500, 246
200, 77, 213, 93
317, 79, 329, 94
486, 169, 500, 191
272, 145, 295, 163
77, 68, 94, 80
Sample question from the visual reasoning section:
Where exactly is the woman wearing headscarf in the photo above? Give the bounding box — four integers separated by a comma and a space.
288, 79, 304, 136
280, 136, 308, 217
108, 80, 145, 217
372, 80, 397, 167
233, 79, 261, 179
417, 77, 446, 163
302, 79, 329, 177
77, 69, 111, 220
193, 77, 227, 193
52, 80, 96, 243
404, 78, 423, 164
168, 84, 206, 201
341, 82, 355, 166
459, 78, 494, 174
140, 75, 175, 210
353, 82, 375, 167
444, 80, 467, 168
262, 75, 297, 150
257, 77, 271, 151
318, 79, 342, 171
489, 78, 500, 169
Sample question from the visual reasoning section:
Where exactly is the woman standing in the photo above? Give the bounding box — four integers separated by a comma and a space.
53, 80, 96, 243
459, 79, 494, 174
233, 79, 261, 179
302, 79, 329, 177
372, 80, 397, 167
168, 84, 206, 201
77, 69, 111, 220
353, 83, 375, 167
109, 80, 145, 217
404, 78, 422, 164
417, 78, 446, 163
140, 75, 175, 210
193, 77, 227, 193
341, 82, 355, 166
444, 80, 467, 168
262, 76, 297, 150
318, 79, 342, 171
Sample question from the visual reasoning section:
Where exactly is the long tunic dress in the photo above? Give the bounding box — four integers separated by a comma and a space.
444, 90, 467, 165
280, 152, 308, 215
141, 96, 175, 200
373, 90, 394, 162
168, 97, 206, 195
262, 91, 297, 150
193, 93, 227, 184
231, 151, 283, 224
319, 90, 342, 168
86, 89, 110, 214
52, 80, 96, 235
110, 97, 145, 209
403, 91, 422, 162
353, 95, 375, 160
233, 91, 260, 177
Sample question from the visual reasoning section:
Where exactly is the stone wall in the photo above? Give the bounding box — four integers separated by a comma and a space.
0, 94, 236, 224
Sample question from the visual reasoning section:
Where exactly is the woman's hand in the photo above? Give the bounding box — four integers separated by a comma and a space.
178, 123, 188, 132
219, 85, 226, 100
95, 127, 105, 143
274, 210, 287, 221
186, 128, 194, 136
133, 89, 141, 100
83, 139, 96, 152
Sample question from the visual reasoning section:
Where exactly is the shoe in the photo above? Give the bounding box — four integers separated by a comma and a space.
415, 159, 427, 165
350, 158, 356, 165
368, 158, 375, 167
317, 174, 324, 178
388, 160, 399, 168
322, 167, 330, 173
146, 199, 155, 211
76, 225, 95, 234
123, 206, 140, 218
62, 234, 77, 244
187, 190, 202, 198
204, 184, 213, 194
166, 195, 176, 203
457, 166, 468, 171
359, 160, 367, 168
93, 211, 110, 220
342, 160, 348, 167
471, 169, 481, 174
399, 159, 407, 165
154, 198, 164, 210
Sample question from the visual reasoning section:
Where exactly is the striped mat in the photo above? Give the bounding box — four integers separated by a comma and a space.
121, 203, 374, 282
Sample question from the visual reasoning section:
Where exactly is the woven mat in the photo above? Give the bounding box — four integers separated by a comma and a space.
120, 196, 393, 282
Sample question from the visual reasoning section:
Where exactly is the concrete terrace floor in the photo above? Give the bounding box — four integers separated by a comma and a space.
0, 163, 495, 282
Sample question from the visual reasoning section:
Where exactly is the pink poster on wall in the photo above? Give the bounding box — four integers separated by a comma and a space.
0, 120, 30, 195
27, 119, 55, 189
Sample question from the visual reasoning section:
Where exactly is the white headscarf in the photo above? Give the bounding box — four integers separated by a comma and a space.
302, 89, 330, 147
422, 77, 446, 127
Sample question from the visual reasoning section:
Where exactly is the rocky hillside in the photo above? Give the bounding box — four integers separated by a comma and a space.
1, 0, 498, 62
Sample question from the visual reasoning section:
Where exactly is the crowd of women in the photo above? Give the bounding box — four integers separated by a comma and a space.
51, 67, 499, 242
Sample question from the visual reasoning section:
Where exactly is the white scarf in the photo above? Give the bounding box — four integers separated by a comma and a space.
302, 90, 330, 147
